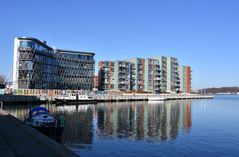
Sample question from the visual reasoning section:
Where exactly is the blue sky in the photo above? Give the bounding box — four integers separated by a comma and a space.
0, 0, 239, 89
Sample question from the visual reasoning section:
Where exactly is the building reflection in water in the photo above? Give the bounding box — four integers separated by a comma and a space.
96, 100, 192, 141
57, 105, 95, 150
4, 100, 192, 148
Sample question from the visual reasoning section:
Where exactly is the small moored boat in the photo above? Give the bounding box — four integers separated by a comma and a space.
25, 107, 64, 141
56, 93, 97, 104
148, 96, 166, 101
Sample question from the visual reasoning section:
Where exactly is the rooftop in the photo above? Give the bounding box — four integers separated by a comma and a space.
16, 37, 94, 56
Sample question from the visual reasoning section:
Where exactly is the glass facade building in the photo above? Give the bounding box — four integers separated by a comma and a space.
13, 37, 95, 90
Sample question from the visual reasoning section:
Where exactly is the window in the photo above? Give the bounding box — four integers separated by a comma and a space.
20, 41, 35, 49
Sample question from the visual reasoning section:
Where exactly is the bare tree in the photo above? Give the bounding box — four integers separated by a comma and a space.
0, 74, 6, 84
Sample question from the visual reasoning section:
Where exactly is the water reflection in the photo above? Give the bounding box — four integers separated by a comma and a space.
60, 105, 95, 150
96, 101, 191, 141
4, 100, 192, 148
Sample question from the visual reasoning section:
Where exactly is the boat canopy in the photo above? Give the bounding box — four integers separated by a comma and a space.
29, 107, 49, 118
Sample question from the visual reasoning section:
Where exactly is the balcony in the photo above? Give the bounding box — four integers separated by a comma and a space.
119, 81, 128, 85
119, 70, 126, 74
162, 67, 167, 71
154, 83, 160, 86
154, 77, 160, 81
154, 72, 160, 76
118, 76, 126, 79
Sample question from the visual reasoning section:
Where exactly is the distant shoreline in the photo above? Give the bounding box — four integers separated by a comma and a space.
214, 93, 239, 95
199, 87, 239, 95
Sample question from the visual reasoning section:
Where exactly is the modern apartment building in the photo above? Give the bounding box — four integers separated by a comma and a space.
98, 61, 131, 91
99, 58, 160, 93
155, 56, 180, 93
135, 58, 161, 93
185, 66, 192, 93
13, 37, 95, 90
167, 57, 180, 92
144, 58, 161, 93
155, 56, 167, 93
98, 57, 190, 94
127, 58, 145, 92
127, 58, 161, 93
179, 66, 192, 93
93, 75, 98, 90
98, 61, 114, 91
116, 61, 131, 91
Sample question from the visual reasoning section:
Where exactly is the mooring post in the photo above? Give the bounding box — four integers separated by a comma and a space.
0, 101, 3, 110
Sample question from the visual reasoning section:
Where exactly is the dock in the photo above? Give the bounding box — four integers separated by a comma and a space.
0, 111, 78, 157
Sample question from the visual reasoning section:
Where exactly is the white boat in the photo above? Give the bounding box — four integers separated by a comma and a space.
148, 96, 166, 101
57, 93, 90, 100
25, 106, 55, 127
24, 107, 65, 139
56, 93, 97, 104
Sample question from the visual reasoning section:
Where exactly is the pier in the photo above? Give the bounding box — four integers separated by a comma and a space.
0, 110, 78, 157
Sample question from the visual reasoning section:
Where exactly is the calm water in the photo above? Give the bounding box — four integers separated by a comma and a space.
3, 95, 239, 157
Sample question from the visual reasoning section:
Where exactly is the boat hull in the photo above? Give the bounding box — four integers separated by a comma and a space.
148, 97, 166, 101
55, 99, 97, 105
33, 125, 64, 141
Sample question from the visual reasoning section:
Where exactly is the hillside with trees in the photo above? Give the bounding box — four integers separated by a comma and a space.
199, 87, 239, 94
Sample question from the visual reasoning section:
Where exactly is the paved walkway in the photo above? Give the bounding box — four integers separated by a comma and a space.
0, 114, 79, 157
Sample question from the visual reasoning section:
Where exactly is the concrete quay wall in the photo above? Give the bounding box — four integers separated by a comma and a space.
0, 95, 43, 104
0, 113, 79, 157
0, 94, 213, 104
95, 94, 213, 102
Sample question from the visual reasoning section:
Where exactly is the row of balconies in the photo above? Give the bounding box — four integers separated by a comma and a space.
119, 81, 130, 84
119, 64, 130, 68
